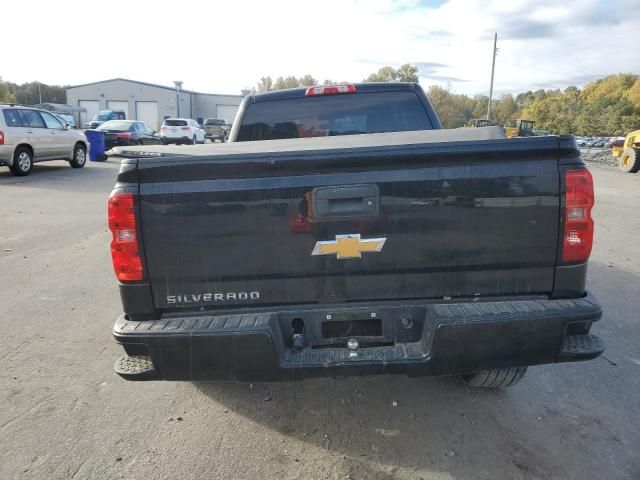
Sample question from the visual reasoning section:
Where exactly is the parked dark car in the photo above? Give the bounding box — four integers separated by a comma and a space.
585, 138, 605, 148
605, 137, 625, 148
97, 120, 161, 150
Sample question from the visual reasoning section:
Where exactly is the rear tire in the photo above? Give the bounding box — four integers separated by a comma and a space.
460, 367, 527, 388
69, 144, 87, 168
619, 148, 640, 173
191, 135, 197, 145
161, 137, 168, 145
10, 147, 33, 176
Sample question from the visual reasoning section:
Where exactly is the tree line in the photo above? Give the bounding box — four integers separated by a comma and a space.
0, 78, 67, 106
428, 74, 640, 135
2, 70, 639, 136
253, 64, 420, 94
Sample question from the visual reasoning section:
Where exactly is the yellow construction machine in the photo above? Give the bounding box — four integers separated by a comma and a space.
613, 129, 640, 173
505, 119, 535, 138
467, 119, 490, 128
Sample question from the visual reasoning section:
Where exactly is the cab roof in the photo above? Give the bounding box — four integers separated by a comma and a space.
251, 82, 421, 103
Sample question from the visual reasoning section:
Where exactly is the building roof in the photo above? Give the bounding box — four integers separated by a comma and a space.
66, 78, 243, 98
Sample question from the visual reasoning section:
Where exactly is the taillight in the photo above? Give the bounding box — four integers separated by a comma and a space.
114, 132, 132, 139
305, 84, 357, 96
0, 129, 4, 145
181, 127, 191, 131
562, 169, 594, 263
108, 192, 144, 281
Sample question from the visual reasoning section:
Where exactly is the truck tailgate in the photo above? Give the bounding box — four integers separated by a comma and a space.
135, 133, 561, 310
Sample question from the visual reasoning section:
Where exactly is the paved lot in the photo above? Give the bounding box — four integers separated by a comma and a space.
0, 160, 639, 480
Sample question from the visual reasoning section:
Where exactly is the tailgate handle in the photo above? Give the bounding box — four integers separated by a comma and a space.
311, 184, 380, 220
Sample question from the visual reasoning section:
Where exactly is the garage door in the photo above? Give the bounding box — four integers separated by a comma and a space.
107, 101, 130, 119
79, 100, 99, 127
216, 105, 239, 123
136, 101, 159, 130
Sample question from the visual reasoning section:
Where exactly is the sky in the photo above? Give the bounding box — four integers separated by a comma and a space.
3, 0, 639, 97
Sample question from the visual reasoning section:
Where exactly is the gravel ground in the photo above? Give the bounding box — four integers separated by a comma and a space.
580, 148, 619, 167
0, 160, 639, 480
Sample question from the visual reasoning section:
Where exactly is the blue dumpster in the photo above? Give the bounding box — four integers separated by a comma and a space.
84, 129, 106, 162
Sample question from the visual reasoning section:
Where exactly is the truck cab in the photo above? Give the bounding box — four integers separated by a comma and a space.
203, 118, 229, 142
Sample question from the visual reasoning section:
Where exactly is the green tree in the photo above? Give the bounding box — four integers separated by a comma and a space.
6, 81, 67, 105
365, 66, 398, 82
254, 74, 318, 92
426, 85, 477, 128
0, 77, 15, 103
494, 94, 518, 125
254, 77, 273, 93
627, 79, 640, 110
515, 91, 535, 110
396, 64, 419, 82
575, 74, 640, 135
471, 95, 489, 119
298, 75, 318, 87
364, 64, 419, 83
274, 76, 300, 90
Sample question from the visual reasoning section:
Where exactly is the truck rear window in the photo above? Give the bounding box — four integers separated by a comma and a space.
237, 91, 433, 141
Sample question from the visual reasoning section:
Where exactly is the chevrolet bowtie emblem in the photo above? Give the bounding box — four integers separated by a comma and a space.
311, 234, 386, 259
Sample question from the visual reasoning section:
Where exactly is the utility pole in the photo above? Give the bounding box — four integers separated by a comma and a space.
174, 81, 183, 117
38, 82, 42, 104
486, 33, 497, 121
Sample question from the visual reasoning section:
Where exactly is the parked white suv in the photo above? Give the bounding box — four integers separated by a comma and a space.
160, 118, 206, 145
0, 105, 88, 176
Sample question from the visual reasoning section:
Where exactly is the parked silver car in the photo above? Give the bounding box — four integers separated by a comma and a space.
0, 105, 88, 176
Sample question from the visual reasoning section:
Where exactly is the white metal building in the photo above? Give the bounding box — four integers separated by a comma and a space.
65, 78, 244, 129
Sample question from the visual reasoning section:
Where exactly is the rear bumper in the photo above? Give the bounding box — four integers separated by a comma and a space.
105, 139, 133, 150
162, 136, 191, 144
113, 292, 604, 382
0, 145, 14, 164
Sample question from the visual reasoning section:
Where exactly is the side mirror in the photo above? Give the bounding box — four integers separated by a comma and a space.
63, 123, 70, 130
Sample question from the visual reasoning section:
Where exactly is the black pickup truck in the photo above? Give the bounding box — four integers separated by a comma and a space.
110, 83, 603, 387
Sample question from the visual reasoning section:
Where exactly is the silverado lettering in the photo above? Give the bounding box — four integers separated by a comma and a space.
167, 292, 261, 304
110, 82, 604, 387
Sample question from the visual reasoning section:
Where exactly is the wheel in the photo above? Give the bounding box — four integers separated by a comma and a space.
619, 148, 640, 173
69, 144, 87, 168
161, 137, 168, 145
191, 135, 197, 145
137, 140, 144, 146
10, 147, 33, 176
460, 367, 527, 388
